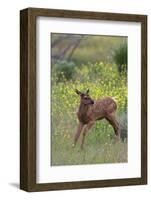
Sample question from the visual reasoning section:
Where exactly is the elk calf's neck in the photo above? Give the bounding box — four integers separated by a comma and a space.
78, 102, 92, 124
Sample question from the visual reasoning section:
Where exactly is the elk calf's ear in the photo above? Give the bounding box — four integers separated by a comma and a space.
75, 89, 81, 95
86, 89, 89, 94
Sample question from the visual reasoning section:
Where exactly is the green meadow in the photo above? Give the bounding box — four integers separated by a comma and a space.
51, 34, 127, 166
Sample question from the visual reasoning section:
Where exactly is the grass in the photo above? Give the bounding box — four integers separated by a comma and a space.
51, 62, 127, 166
51, 134, 127, 166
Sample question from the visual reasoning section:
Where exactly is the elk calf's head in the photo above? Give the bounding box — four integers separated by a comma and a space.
75, 89, 94, 105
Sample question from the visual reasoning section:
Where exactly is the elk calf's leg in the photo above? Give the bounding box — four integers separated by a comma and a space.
115, 120, 121, 141
73, 122, 84, 147
81, 121, 95, 149
106, 114, 121, 141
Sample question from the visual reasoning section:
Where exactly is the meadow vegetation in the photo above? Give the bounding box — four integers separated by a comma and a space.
51, 34, 127, 166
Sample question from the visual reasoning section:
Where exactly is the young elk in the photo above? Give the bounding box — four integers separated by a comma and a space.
73, 89, 121, 149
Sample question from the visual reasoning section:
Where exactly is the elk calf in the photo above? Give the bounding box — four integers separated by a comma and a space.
73, 89, 121, 149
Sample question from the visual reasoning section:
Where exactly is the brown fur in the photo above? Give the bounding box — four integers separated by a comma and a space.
73, 89, 121, 149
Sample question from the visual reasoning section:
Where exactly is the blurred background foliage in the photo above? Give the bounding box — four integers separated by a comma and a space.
51, 34, 127, 63
51, 33, 128, 166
